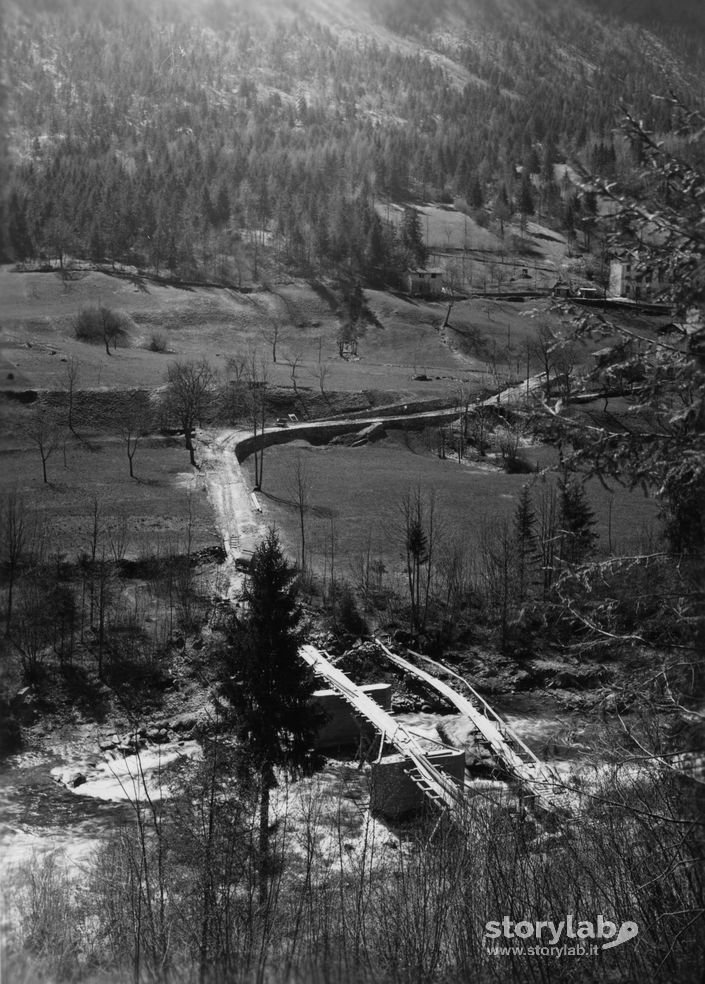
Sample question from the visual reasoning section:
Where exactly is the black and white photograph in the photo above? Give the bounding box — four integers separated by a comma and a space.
0, 0, 704, 981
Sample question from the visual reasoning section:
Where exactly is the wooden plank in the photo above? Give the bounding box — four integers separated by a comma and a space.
299, 645, 466, 821
374, 639, 562, 810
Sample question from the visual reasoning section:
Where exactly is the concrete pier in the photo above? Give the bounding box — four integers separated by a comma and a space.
312, 683, 392, 749
370, 747, 466, 819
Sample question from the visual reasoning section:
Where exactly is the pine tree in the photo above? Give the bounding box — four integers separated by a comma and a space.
401, 206, 427, 267
223, 529, 321, 903
518, 172, 535, 232
468, 172, 484, 209
558, 477, 598, 566
494, 183, 512, 237
513, 483, 539, 602
364, 212, 387, 282
8, 190, 33, 259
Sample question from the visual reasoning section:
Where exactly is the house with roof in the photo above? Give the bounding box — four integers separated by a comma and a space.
574, 285, 605, 300
608, 253, 662, 300
406, 267, 444, 299
551, 280, 572, 298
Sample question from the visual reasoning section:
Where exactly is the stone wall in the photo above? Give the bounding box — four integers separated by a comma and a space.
234, 409, 460, 463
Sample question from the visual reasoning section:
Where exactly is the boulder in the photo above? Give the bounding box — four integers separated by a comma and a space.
53, 768, 87, 789
11, 687, 38, 724
169, 711, 199, 733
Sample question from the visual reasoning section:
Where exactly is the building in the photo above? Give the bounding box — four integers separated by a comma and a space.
574, 285, 606, 300
608, 254, 662, 300
406, 267, 444, 299
551, 280, 572, 298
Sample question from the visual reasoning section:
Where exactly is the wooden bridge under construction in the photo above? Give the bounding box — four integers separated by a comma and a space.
299, 641, 564, 822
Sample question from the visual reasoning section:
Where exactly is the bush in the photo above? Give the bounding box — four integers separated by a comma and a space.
149, 331, 168, 352
6, 763, 704, 984
0, 698, 22, 753
473, 207, 490, 228
334, 580, 368, 636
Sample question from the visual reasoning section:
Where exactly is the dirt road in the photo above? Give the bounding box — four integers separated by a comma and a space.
197, 427, 268, 598
197, 382, 542, 597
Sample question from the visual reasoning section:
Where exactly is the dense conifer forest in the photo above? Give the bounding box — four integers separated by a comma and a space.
4, 0, 705, 281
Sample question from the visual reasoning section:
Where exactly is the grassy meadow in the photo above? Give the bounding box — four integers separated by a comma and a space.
245, 430, 660, 584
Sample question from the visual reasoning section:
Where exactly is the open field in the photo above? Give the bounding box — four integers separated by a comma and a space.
0, 266, 484, 399
1, 431, 217, 561
1, 266, 669, 418
1, 262, 671, 583
380, 202, 589, 292
244, 430, 660, 581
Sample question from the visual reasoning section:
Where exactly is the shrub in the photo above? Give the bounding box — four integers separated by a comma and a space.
149, 331, 168, 353
0, 698, 21, 753
473, 207, 490, 228
334, 580, 368, 636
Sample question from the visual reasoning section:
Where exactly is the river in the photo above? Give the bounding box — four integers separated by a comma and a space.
0, 695, 592, 883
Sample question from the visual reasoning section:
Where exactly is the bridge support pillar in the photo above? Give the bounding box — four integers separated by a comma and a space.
311, 683, 392, 751
370, 748, 465, 819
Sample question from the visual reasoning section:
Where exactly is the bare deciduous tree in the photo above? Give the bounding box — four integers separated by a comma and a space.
74, 306, 129, 356
166, 359, 217, 467
100, 308, 128, 355
454, 382, 473, 462
466, 407, 489, 457
24, 408, 61, 484
245, 351, 268, 490
442, 261, 462, 327
529, 323, 558, 399
289, 454, 310, 573
477, 518, 514, 651
223, 354, 248, 422
121, 409, 147, 478
1, 490, 29, 633
285, 351, 303, 396
64, 356, 80, 433
553, 340, 578, 406
310, 361, 330, 399
108, 510, 131, 563
267, 319, 281, 363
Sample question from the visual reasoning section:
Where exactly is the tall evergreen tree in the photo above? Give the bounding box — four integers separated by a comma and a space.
518, 172, 535, 232
513, 483, 539, 603
468, 172, 484, 209
494, 183, 512, 237
401, 206, 427, 268
222, 529, 321, 903
558, 477, 598, 566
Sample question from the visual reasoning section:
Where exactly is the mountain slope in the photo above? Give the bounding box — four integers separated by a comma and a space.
3, 0, 703, 279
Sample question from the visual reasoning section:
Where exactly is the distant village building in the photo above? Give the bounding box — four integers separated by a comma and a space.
406, 267, 444, 299
608, 254, 662, 300
574, 285, 605, 300
551, 280, 571, 298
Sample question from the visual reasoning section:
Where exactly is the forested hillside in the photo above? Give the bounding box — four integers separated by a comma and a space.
4, 0, 704, 281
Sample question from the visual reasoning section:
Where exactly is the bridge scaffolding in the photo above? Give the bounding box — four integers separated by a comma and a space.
374, 639, 563, 812
300, 645, 467, 822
